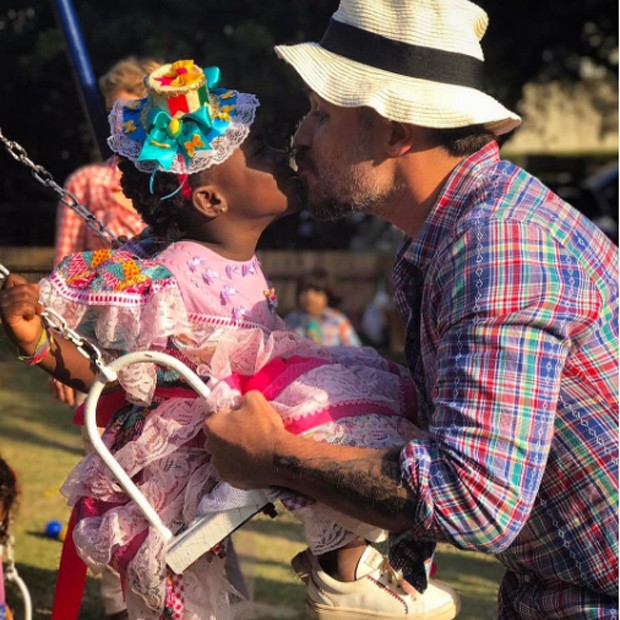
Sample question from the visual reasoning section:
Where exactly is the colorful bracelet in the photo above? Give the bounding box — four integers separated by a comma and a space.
17, 328, 54, 366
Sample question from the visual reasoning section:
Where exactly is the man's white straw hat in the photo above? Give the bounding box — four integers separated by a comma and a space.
275, 0, 521, 136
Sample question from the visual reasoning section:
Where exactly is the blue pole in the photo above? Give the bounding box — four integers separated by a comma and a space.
51, 0, 111, 159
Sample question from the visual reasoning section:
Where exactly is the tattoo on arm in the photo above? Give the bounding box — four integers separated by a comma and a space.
275, 448, 417, 522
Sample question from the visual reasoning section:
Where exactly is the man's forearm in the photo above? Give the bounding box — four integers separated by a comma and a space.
272, 434, 418, 532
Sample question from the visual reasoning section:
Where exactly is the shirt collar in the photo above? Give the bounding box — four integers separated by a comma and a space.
397, 140, 501, 270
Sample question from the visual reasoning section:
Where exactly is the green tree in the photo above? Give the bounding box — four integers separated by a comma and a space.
0, 0, 616, 245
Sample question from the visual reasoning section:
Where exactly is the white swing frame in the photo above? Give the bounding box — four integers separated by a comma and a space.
83, 350, 285, 574
0, 266, 286, 576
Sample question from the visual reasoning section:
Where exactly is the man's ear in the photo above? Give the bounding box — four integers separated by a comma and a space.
385, 121, 416, 157
192, 184, 228, 218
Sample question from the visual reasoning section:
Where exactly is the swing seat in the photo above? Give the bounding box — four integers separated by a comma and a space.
84, 350, 290, 575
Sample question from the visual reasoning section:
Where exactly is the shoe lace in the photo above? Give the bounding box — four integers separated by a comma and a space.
380, 557, 406, 588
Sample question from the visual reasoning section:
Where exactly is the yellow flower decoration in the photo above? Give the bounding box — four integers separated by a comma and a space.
220, 90, 235, 100
168, 117, 181, 137
185, 134, 205, 157
158, 60, 203, 88
150, 139, 172, 149
126, 100, 143, 110
122, 120, 137, 134
216, 103, 236, 122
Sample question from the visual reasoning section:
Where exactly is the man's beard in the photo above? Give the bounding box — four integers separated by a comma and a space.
302, 162, 392, 222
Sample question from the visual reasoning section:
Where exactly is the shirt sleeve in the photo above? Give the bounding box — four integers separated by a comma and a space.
54, 172, 87, 266
399, 220, 601, 552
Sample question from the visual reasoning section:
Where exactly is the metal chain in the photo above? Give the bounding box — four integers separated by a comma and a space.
3, 535, 17, 578
41, 308, 117, 382
0, 127, 120, 247
1, 261, 116, 380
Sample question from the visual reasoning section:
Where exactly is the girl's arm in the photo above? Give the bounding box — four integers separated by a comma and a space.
0, 274, 99, 392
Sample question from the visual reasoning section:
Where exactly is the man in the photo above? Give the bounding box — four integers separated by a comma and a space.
204, 0, 619, 618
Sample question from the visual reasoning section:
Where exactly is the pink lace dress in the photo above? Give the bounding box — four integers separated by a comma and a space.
39, 239, 418, 620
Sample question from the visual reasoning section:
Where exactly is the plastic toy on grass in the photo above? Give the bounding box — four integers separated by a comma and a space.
43, 521, 68, 542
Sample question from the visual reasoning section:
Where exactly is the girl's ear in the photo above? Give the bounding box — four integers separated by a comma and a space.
191, 184, 229, 218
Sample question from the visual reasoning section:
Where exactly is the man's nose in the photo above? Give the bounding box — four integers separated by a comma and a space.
293, 116, 311, 149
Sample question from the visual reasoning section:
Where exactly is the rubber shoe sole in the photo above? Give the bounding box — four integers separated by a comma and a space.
307, 595, 459, 619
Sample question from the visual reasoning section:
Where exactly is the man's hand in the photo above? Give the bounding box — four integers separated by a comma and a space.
204, 391, 286, 489
0, 274, 44, 354
205, 390, 417, 532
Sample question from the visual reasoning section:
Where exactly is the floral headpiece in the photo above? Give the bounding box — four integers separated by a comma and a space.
108, 60, 260, 175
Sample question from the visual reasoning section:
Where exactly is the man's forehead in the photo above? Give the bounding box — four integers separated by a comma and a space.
304, 89, 350, 113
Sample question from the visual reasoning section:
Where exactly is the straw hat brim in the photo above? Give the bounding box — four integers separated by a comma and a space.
276, 42, 521, 136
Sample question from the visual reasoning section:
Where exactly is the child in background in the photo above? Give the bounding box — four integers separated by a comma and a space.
285, 267, 362, 346
0, 60, 458, 619
51, 55, 160, 414
0, 456, 18, 620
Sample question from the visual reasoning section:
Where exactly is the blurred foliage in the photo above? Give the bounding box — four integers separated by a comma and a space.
0, 0, 617, 246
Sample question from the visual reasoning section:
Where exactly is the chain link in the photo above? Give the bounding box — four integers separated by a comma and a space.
0, 264, 116, 381
0, 127, 121, 247
40, 308, 117, 382
2, 535, 33, 620
3, 535, 17, 578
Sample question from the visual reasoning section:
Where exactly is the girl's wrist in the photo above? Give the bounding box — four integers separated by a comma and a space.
17, 328, 54, 365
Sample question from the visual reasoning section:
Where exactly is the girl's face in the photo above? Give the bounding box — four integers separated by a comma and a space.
212, 126, 301, 225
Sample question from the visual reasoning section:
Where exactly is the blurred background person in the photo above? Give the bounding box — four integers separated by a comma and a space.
50, 55, 160, 409
285, 267, 362, 347
53, 56, 161, 268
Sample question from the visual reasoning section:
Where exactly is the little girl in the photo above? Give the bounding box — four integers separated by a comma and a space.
0, 61, 456, 619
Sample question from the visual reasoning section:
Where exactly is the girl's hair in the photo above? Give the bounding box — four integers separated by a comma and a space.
296, 267, 341, 308
98, 56, 162, 100
118, 157, 195, 240
0, 457, 17, 545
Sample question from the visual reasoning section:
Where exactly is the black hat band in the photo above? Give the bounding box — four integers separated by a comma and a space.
320, 19, 484, 89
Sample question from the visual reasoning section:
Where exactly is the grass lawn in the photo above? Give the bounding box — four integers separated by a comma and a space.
0, 332, 504, 619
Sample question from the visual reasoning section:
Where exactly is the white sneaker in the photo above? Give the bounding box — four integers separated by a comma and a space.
291, 546, 460, 619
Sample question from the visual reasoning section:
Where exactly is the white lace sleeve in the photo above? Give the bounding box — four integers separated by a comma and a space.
38, 251, 191, 404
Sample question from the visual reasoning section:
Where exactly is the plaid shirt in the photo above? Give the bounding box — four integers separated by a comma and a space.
54, 156, 145, 265
390, 142, 618, 619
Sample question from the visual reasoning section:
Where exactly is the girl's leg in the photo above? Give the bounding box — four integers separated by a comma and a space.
317, 537, 368, 582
